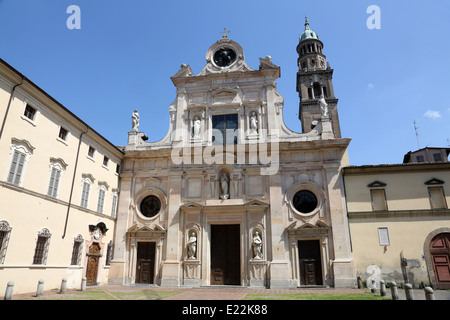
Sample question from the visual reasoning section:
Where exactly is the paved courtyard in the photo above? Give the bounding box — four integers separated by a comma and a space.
7, 284, 450, 300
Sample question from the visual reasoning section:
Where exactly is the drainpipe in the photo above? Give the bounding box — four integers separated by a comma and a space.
62, 126, 89, 239
0, 76, 25, 142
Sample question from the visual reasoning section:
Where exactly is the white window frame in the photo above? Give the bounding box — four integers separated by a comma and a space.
56, 125, 70, 145
378, 227, 390, 246
21, 101, 40, 126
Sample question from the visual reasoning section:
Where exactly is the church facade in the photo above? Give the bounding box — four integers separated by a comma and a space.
108, 22, 357, 288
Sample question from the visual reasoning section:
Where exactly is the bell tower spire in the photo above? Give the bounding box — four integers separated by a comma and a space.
296, 18, 341, 138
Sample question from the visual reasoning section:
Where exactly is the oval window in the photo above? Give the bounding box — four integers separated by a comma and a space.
140, 195, 161, 218
292, 190, 317, 214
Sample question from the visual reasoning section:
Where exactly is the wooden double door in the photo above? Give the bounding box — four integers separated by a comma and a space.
298, 240, 323, 286
136, 242, 156, 284
430, 233, 450, 289
210, 225, 240, 285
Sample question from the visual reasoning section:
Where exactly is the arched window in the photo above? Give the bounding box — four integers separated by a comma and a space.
33, 228, 51, 265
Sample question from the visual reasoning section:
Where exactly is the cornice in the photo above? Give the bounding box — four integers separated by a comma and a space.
343, 162, 450, 175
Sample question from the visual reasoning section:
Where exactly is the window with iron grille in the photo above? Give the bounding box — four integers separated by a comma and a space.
70, 235, 83, 265
33, 236, 48, 265
105, 241, 113, 266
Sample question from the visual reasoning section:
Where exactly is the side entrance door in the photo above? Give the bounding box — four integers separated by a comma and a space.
430, 233, 450, 289
136, 242, 156, 284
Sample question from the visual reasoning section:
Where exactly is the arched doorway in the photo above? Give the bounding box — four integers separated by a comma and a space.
425, 229, 450, 289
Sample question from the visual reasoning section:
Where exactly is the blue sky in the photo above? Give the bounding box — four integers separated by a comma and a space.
0, 0, 449, 166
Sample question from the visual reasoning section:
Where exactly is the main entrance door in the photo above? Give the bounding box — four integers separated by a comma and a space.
136, 242, 156, 284
86, 243, 101, 286
210, 225, 240, 285
430, 233, 450, 289
298, 240, 323, 286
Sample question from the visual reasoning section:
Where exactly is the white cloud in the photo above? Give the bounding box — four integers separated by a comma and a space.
367, 83, 374, 89
424, 110, 442, 119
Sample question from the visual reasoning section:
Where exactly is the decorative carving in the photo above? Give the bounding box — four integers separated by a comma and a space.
249, 261, 267, 280
184, 260, 201, 279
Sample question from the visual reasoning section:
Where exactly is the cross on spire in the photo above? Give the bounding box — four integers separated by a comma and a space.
220, 28, 230, 38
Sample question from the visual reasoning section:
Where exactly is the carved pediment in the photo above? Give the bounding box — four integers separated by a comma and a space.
425, 178, 445, 185
127, 223, 165, 233
243, 199, 270, 207
367, 181, 387, 188
171, 64, 193, 79
181, 201, 203, 209
286, 220, 330, 232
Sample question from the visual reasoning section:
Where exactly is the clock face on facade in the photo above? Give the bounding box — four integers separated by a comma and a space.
213, 47, 236, 67
140, 195, 161, 218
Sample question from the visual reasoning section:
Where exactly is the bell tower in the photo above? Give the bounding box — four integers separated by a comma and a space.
296, 18, 341, 138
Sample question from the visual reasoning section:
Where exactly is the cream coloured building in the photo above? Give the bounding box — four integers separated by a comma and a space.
0, 59, 123, 294
108, 23, 356, 289
343, 153, 450, 289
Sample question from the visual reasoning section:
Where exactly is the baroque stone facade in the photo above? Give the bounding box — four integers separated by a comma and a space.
108, 27, 356, 288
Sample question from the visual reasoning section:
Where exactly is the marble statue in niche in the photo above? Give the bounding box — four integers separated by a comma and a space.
249, 112, 258, 134
219, 173, 230, 200
187, 231, 197, 259
252, 231, 263, 260
193, 116, 201, 138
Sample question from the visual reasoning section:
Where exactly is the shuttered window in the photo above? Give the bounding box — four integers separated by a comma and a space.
111, 194, 118, 217
7, 150, 26, 185
97, 189, 106, 213
81, 182, 90, 208
47, 168, 61, 197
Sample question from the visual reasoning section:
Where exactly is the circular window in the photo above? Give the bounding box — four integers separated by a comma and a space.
140, 195, 161, 218
292, 190, 318, 214
213, 47, 236, 67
